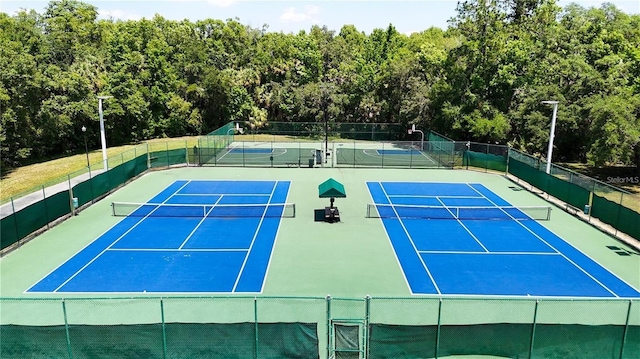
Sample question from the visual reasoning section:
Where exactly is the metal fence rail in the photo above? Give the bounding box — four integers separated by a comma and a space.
1, 296, 638, 359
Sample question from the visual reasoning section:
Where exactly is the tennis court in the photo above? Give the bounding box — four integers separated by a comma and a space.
27, 180, 292, 293
2, 166, 639, 359
209, 142, 323, 166
336, 146, 439, 167
367, 181, 640, 297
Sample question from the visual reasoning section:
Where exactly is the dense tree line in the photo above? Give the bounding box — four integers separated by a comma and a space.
1, 0, 639, 169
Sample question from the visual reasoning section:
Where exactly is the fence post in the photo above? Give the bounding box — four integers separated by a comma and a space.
146, 142, 151, 169
505, 147, 510, 174
254, 297, 259, 359
588, 191, 594, 223
11, 197, 20, 246
484, 143, 489, 172
613, 191, 624, 237
62, 299, 73, 359
89, 162, 96, 204
364, 295, 371, 359
42, 186, 50, 229
326, 295, 332, 359
619, 300, 632, 359
242, 141, 246, 167
435, 298, 442, 359
68, 175, 75, 216
528, 299, 539, 359
160, 298, 167, 359
352, 141, 356, 168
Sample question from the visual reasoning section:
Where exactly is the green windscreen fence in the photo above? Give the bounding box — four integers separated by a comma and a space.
2, 297, 636, 359
369, 324, 637, 359
0, 191, 71, 249
1, 147, 155, 251
199, 122, 235, 165
462, 142, 508, 172
426, 130, 455, 168
508, 148, 639, 241
149, 149, 187, 168
0, 216, 19, 249
0, 323, 319, 359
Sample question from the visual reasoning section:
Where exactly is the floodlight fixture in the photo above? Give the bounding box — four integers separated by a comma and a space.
541, 100, 559, 174
97, 96, 113, 170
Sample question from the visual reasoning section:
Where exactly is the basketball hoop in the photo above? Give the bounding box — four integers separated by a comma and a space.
408, 129, 413, 135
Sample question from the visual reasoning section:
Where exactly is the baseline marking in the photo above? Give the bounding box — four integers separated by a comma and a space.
465, 183, 619, 297
52, 180, 193, 292
379, 182, 442, 294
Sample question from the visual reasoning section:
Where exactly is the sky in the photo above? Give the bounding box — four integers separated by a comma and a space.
1, 0, 639, 35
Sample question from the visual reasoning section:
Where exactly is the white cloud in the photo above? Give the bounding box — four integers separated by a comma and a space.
98, 9, 142, 21
280, 5, 320, 23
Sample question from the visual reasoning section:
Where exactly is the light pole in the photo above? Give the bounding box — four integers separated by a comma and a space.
541, 100, 559, 174
97, 95, 112, 170
407, 124, 424, 150
81, 126, 89, 167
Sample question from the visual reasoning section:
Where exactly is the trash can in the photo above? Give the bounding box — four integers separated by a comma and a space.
583, 205, 590, 214
72, 197, 79, 209
308, 158, 314, 168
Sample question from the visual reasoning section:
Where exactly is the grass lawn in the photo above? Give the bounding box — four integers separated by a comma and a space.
2, 137, 638, 208
1, 137, 199, 203
0, 134, 327, 203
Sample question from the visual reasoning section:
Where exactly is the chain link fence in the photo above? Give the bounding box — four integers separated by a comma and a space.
0, 141, 192, 253
1, 296, 637, 359
507, 148, 640, 241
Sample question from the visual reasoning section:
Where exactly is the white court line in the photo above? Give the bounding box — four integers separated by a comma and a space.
231, 182, 278, 292
215, 144, 237, 161
360, 149, 438, 166
465, 183, 620, 298
257, 182, 292, 294
108, 248, 248, 252
418, 250, 562, 256
50, 181, 193, 293
434, 196, 490, 253
388, 195, 485, 199
379, 182, 442, 295
173, 193, 271, 197
177, 197, 222, 250
417, 150, 438, 165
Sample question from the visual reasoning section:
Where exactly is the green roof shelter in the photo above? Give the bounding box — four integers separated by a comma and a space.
318, 178, 346, 200
318, 178, 346, 223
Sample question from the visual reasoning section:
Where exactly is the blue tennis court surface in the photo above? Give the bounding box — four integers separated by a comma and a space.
28, 180, 291, 293
367, 181, 640, 298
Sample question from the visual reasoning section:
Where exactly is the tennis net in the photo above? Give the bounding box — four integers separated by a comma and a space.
112, 202, 296, 218
366, 204, 551, 220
